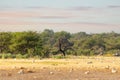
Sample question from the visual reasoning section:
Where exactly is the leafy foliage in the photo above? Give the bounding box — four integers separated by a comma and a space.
0, 30, 120, 58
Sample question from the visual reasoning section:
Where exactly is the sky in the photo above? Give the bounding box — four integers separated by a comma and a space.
0, 0, 120, 33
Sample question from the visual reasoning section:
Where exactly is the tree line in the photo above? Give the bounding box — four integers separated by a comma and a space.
0, 29, 120, 58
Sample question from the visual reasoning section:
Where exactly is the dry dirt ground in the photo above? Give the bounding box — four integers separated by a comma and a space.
0, 56, 120, 80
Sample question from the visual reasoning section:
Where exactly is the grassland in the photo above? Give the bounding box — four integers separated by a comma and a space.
0, 56, 120, 80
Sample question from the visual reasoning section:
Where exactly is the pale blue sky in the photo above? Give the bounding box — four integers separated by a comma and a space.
0, 0, 120, 8
0, 0, 120, 33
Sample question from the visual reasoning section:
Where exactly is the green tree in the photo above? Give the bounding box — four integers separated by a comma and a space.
0, 32, 12, 53
9, 31, 43, 56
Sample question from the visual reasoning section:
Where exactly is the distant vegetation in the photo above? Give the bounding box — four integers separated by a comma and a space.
0, 29, 120, 59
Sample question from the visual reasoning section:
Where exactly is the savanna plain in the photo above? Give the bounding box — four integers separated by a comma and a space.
0, 56, 120, 80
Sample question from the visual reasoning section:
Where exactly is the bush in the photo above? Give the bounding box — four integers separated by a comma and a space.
53, 55, 64, 59
76, 49, 91, 56
0, 54, 2, 58
22, 54, 30, 58
1, 53, 13, 59
11, 54, 16, 58
16, 54, 23, 59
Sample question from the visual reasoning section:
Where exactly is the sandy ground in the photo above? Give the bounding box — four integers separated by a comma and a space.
0, 56, 120, 80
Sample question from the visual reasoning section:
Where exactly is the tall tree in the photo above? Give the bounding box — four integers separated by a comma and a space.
0, 32, 11, 53
9, 31, 42, 56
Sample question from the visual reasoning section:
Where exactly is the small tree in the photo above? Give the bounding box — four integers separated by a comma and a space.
56, 37, 74, 56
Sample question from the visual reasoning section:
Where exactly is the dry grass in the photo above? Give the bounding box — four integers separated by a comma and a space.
0, 56, 120, 80
0, 56, 120, 70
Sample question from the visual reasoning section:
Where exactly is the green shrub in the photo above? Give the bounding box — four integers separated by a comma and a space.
0, 54, 2, 58
11, 54, 16, 58
22, 54, 30, 58
16, 54, 23, 59
1, 53, 13, 59
53, 55, 64, 59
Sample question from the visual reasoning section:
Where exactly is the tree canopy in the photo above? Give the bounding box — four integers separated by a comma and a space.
0, 30, 120, 58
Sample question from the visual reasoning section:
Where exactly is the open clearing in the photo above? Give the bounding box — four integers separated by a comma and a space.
0, 56, 120, 80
